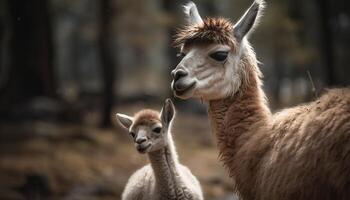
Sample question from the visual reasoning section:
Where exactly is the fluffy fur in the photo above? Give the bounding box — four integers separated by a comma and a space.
174, 17, 237, 49
119, 105, 203, 200
209, 50, 350, 199
172, 1, 350, 199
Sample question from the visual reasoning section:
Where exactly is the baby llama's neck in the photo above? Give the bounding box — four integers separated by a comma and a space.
208, 50, 272, 197
147, 133, 187, 199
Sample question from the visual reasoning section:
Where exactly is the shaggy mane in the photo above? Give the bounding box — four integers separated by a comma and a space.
174, 17, 237, 48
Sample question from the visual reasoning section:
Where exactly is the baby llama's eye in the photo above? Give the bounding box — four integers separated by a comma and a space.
129, 132, 136, 138
152, 127, 162, 134
210, 51, 229, 62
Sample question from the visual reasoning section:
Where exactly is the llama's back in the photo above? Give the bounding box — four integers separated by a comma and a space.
259, 88, 350, 199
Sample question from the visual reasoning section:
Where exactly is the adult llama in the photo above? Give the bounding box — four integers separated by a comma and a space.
171, 1, 350, 199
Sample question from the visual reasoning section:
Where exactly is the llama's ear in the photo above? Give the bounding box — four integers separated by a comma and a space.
233, 0, 265, 42
183, 1, 203, 26
116, 113, 133, 130
160, 98, 175, 126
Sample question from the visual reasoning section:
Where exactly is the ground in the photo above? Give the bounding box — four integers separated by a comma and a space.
0, 109, 235, 200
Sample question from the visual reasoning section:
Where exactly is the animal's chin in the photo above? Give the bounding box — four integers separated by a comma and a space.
174, 91, 193, 99
136, 143, 151, 154
172, 81, 196, 99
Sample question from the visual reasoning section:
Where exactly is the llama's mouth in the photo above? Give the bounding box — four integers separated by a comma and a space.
136, 143, 151, 154
172, 81, 196, 98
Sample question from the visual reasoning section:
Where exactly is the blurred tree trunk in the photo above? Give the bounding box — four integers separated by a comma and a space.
317, 0, 336, 86
0, 16, 4, 85
4, 0, 55, 104
99, 0, 116, 127
162, 0, 179, 96
203, 1, 218, 16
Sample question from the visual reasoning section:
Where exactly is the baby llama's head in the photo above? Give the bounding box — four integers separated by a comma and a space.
116, 99, 175, 154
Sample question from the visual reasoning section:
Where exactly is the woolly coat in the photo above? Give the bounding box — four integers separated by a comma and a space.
174, 11, 350, 199
122, 161, 202, 200
122, 131, 203, 200
208, 51, 350, 200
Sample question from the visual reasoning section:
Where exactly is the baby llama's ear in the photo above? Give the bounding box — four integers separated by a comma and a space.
233, 0, 265, 42
183, 1, 203, 26
116, 113, 133, 130
160, 98, 175, 126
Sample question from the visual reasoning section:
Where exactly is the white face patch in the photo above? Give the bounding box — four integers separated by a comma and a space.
131, 124, 168, 153
172, 43, 243, 100
171, 0, 265, 101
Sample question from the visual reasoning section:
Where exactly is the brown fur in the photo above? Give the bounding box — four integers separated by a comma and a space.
174, 18, 237, 49
174, 6, 350, 199
208, 49, 350, 199
132, 109, 160, 128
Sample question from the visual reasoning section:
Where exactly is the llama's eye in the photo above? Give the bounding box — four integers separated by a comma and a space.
152, 127, 162, 134
129, 132, 136, 138
176, 52, 186, 58
210, 51, 228, 62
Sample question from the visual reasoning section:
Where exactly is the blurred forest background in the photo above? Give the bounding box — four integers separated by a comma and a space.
0, 0, 349, 199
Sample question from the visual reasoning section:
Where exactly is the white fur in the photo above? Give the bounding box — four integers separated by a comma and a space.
172, 43, 243, 100
172, 1, 264, 101
116, 113, 133, 130
120, 105, 203, 200
122, 163, 203, 200
233, 0, 265, 40
183, 1, 203, 25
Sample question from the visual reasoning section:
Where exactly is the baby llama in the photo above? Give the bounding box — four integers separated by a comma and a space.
116, 99, 203, 200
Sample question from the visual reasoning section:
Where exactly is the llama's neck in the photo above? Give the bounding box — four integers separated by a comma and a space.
208, 51, 271, 181
147, 134, 184, 198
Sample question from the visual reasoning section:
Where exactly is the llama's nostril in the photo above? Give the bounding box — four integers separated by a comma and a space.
174, 69, 188, 82
171, 69, 176, 79
135, 137, 146, 144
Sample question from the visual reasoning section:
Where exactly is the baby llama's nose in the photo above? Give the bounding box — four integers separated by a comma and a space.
135, 137, 147, 144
